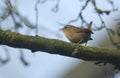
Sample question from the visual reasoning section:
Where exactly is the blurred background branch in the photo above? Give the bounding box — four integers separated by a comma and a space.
0, 0, 120, 78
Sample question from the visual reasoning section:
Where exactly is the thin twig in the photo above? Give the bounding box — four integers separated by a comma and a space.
52, 0, 60, 13
66, 0, 90, 25
19, 50, 30, 66
98, 14, 118, 49
35, 0, 40, 36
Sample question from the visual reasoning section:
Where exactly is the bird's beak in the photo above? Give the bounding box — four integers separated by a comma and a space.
58, 28, 63, 32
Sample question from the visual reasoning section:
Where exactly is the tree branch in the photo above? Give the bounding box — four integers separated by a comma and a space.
0, 30, 120, 69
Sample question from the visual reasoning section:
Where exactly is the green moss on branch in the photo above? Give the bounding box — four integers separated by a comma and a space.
0, 30, 120, 69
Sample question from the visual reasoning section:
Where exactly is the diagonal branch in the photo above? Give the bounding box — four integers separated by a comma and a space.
0, 30, 120, 69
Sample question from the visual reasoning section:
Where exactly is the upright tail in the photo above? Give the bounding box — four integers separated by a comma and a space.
87, 21, 92, 30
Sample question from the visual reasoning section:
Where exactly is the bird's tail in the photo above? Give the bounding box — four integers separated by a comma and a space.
87, 21, 92, 30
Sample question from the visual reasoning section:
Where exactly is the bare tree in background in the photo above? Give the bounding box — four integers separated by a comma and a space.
0, 0, 120, 78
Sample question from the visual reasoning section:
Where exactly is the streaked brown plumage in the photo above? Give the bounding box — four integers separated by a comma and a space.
61, 21, 93, 44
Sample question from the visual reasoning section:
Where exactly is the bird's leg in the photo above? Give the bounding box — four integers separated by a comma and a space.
77, 40, 83, 44
85, 41, 88, 46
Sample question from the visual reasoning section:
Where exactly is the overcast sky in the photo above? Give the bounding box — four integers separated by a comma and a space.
0, 0, 120, 78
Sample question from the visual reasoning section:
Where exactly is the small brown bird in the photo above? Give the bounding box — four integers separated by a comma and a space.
61, 21, 93, 44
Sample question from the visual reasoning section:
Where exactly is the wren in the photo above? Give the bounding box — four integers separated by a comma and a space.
61, 21, 93, 44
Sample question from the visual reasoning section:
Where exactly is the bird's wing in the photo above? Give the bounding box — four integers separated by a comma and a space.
75, 28, 93, 34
